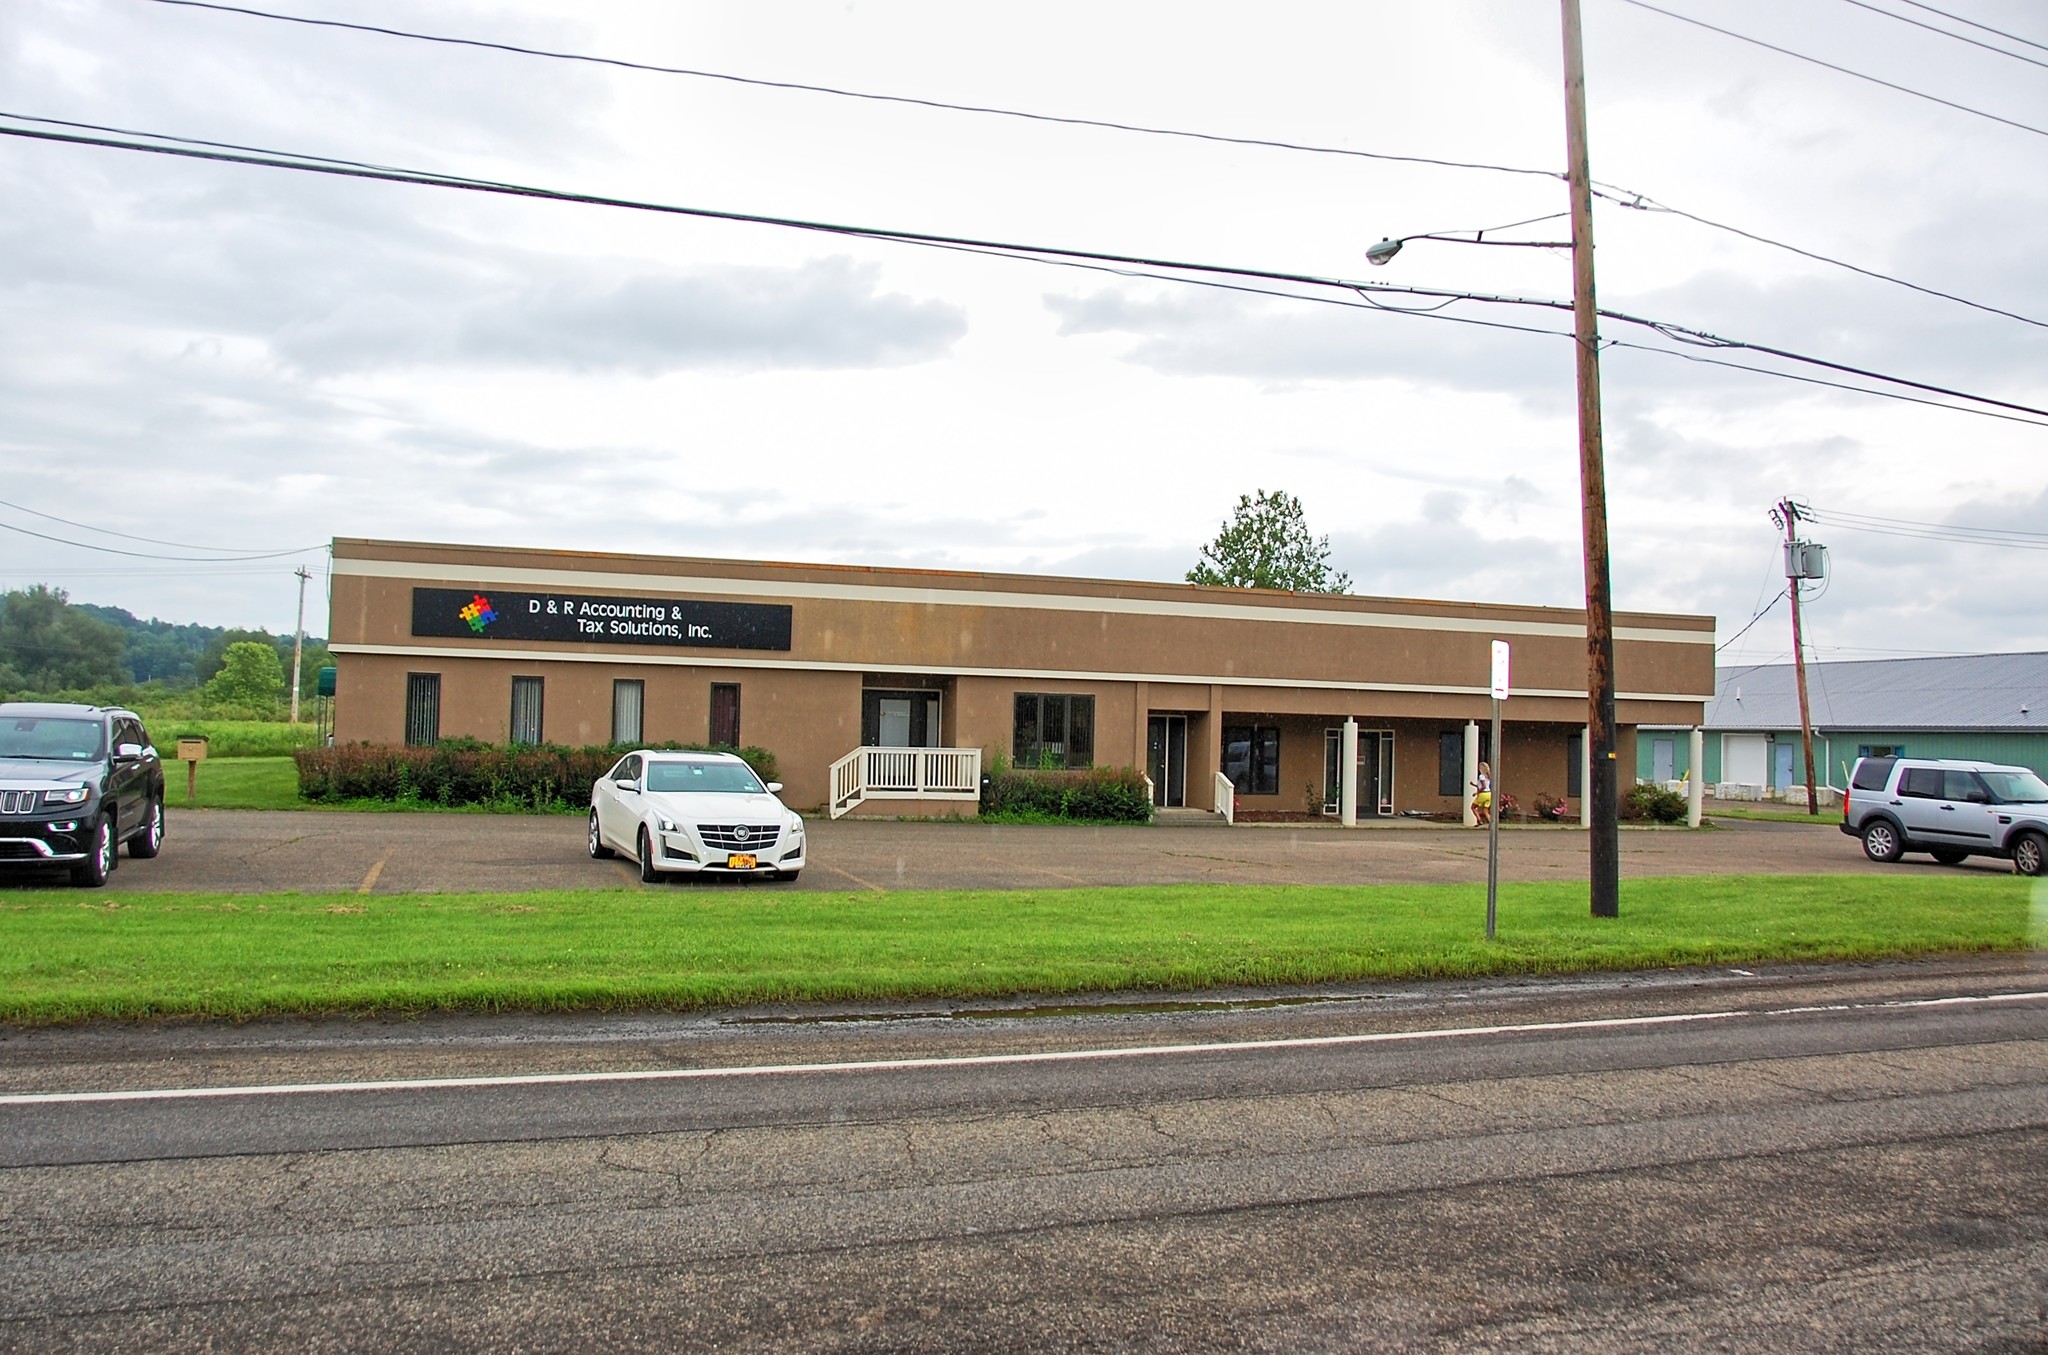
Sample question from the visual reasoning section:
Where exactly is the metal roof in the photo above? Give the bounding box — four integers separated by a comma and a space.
1708, 652, 2048, 732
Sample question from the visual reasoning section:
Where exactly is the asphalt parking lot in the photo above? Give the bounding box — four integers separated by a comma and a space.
7, 806, 2016, 895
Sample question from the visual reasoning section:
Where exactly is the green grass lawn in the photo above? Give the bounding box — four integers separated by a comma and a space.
1, 874, 2036, 1024
167, 756, 302, 810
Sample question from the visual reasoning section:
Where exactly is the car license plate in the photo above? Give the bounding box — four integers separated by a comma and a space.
726, 853, 757, 869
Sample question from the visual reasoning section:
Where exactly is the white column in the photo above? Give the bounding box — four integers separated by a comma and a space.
1688, 726, 1705, 827
1580, 724, 1594, 827
1462, 721, 1479, 827
1340, 717, 1359, 827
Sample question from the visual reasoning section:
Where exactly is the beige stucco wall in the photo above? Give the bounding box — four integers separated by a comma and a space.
329, 538, 1711, 814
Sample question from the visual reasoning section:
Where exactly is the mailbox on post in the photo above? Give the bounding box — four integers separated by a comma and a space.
177, 736, 208, 805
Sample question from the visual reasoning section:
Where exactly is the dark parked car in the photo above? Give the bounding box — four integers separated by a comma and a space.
0, 702, 166, 887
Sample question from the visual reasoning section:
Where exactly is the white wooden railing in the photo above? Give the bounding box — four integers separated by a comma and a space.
829, 746, 983, 819
1213, 771, 1236, 825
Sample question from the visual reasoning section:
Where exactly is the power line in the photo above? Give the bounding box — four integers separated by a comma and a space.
1613, 0, 2048, 139
1805, 504, 2048, 547
1838, 0, 2048, 70
0, 517, 323, 561
0, 493, 317, 554
1717, 589, 1788, 651
1889, 0, 2048, 54
1603, 191, 2048, 330
143, 0, 1564, 183
136, 2, 2048, 334
1606, 340, 2048, 428
5, 120, 2047, 425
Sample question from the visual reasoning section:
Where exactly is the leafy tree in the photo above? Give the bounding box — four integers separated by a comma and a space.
204, 640, 286, 708
0, 585, 128, 692
196, 628, 278, 685
1186, 489, 1351, 593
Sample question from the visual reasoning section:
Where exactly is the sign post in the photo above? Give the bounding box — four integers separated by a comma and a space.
1487, 641, 1510, 940
177, 736, 208, 807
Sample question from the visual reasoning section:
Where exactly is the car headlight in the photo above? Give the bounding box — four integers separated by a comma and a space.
657, 817, 679, 834
42, 786, 90, 806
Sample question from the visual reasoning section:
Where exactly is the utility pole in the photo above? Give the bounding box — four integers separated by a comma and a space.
290, 565, 310, 726
1561, 0, 1620, 918
1775, 498, 1823, 815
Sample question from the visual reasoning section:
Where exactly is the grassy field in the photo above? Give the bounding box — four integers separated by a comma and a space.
1, 874, 2036, 1024
149, 721, 322, 759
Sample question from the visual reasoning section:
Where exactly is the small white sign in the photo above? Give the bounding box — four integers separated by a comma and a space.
1490, 640, 1511, 700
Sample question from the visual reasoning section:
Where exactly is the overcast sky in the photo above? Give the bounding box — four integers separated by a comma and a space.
4, 0, 2044, 671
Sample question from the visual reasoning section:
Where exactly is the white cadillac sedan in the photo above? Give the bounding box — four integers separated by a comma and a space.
589, 750, 806, 883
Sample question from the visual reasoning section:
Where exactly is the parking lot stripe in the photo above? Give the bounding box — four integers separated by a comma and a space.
2, 992, 2039, 1107
357, 848, 395, 895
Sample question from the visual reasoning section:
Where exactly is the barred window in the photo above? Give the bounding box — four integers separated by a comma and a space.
1013, 694, 1094, 769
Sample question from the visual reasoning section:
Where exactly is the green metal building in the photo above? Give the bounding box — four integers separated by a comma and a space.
1638, 651, 2048, 797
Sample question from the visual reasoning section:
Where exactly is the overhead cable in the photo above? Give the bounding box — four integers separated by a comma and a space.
1605, 191, 2048, 330
1887, 0, 2048, 54
1613, 0, 2048, 139
0, 493, 318, 554
142, 0, 1563, 182
1717, 590, 1787, 651
0, 517, 324, 561
129, 4, 2048, 329
1837, 0, 2048, 70
4, 120, 2045, 426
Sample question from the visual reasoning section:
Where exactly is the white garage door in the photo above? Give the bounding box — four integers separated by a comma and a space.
1722, 734, 1768, 787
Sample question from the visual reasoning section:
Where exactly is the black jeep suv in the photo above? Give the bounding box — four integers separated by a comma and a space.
0, 703, 166, 887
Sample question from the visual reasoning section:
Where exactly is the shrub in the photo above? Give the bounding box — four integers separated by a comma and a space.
296, 740, 780, 811
1532, 790, 1571, 822
981, 766, 1152, 823
1623, 782, 1688, 823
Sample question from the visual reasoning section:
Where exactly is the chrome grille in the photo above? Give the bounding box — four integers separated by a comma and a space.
699, 823, 780, 853
0, 790, 39, 816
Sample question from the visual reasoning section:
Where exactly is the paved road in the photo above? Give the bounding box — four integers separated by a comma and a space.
9, 806, 2001, 895
1, 956, 2042, 1351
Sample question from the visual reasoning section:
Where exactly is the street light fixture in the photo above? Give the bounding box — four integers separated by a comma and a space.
1363, 213, 1572, 267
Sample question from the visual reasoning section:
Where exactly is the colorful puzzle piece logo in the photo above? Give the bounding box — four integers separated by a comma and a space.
457, 594, 498, 633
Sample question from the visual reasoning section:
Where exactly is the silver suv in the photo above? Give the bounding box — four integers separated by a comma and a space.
1841, 755, 2048, 876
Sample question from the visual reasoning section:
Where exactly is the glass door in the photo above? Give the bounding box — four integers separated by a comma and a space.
1147, 715, 1186, 808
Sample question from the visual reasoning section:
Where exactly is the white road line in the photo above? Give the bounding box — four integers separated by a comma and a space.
3, 991, 2042, 1108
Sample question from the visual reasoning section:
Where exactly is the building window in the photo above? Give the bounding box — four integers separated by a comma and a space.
510, 676, 545, 746
710, 683, 741, 747
1439, 730, 1493, 796
1013, 693, 1094, 769
1222, 724, 1280, 796
612, 679, 644, 747
1567, 731, 1583, 797
404, 673, 440, 747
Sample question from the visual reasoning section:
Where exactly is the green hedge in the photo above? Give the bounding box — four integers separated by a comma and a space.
295, 740, 780, 811
981, 766, 1152, 823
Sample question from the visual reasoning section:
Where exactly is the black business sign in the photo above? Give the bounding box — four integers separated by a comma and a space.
412, 587, 792, 651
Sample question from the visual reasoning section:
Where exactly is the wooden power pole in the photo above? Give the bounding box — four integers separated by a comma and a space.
1776, 498, 1821, 815
1561, 0, 1620, 918
290, 565, 310, 726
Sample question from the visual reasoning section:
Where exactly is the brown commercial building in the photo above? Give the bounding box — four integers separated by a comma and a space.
328, 538, 1716, 821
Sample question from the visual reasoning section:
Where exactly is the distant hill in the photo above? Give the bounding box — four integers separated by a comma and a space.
73, 603, 330, 690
